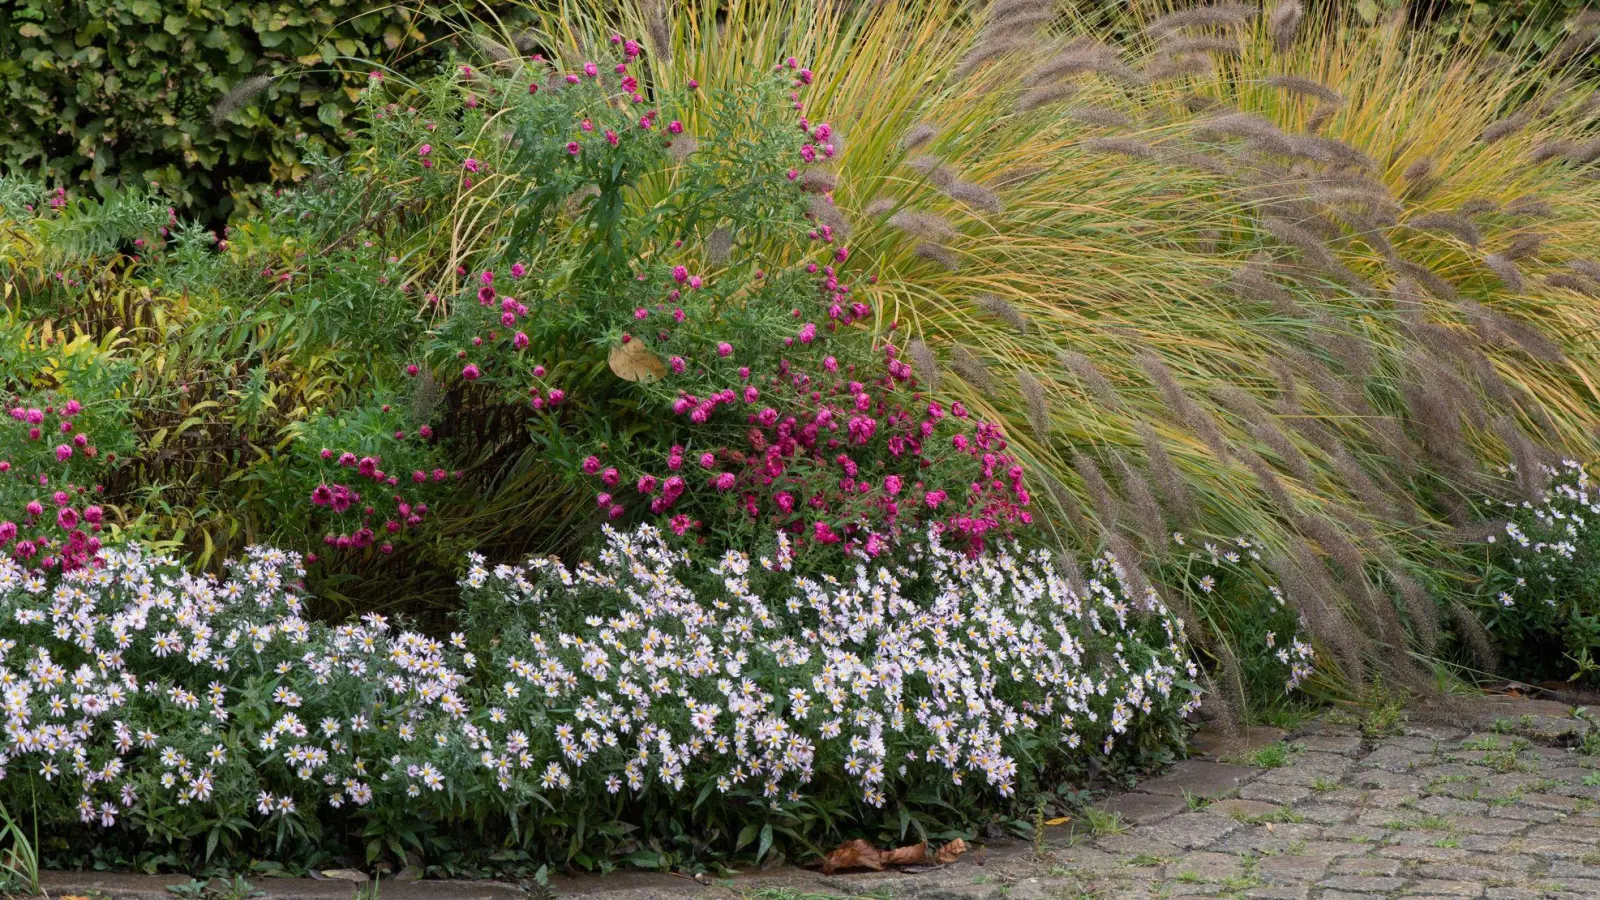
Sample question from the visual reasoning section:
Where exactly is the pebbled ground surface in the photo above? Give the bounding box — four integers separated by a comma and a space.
39, 696, 1600, 900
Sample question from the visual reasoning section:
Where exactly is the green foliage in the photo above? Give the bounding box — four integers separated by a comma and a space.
1473, 461, 1600, 685
0, 0, 532, 220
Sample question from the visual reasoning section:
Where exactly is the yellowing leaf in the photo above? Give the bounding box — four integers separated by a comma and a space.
608, 340, 667, 384
1044, 816, 1071, 826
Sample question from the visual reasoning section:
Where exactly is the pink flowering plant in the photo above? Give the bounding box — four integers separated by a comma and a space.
0, 524, 1197, 871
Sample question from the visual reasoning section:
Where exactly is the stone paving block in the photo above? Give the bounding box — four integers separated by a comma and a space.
1164, 851, 1248, 883
1256, 854, 1331, 884
1516, 792, 1587, 811
1361, 745, 1432, 773
1328, 855, 1403, 876
1292, 803, 1360, 825
1295, 733, 1363, 754
1446, 815, 1530, 835
1485, 804, 1563, 823
1134, 811, 1240, 850
1133, 759, 1255, 799
1239, 780, 1314, 805
1098, 790, 1188, 825
1523, 823, 1600, 845
1094, 832, 1181, 857
1351, 770, 1428, 791
1209, 823, 1324, 855
1189, 725, 1287, 760
1203, 798, 1283, 820
1416, 796, 1489, 816
1243, 886, 1309, 900
1318, 874, 1407, 892
1405, 881, 1487, 897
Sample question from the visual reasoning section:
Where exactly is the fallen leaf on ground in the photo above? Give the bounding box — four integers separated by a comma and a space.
1044, 816, 1071, 826
881, 841, 928, 866
934, 838, 969, 864
821, 839, 883, 875
320, 869, 369, 883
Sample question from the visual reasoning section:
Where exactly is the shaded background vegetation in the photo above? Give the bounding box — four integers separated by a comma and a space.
2, 0, 1592, 222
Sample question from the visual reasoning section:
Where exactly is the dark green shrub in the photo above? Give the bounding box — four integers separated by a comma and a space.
0, 0, 529, 220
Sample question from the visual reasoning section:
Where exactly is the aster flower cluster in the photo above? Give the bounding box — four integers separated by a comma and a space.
0, 391, 122, 572
1475, 459, 1600, 684
0, 524, 1196, 861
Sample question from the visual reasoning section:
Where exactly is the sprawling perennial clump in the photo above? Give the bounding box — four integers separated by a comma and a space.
0, 525, 1195, 831
1476, 460, 1600, 683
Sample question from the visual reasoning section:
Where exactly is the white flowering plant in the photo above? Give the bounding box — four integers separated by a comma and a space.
1474, 460, 1600, 685
0, 523, 1197, 873
1160, 534, 1314, 704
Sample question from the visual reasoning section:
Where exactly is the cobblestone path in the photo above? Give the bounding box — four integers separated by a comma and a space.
820, 696, 1600, 900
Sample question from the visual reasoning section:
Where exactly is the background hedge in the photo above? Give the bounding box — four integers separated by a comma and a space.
0, 0, 529, 222
0, 0, 1590, 222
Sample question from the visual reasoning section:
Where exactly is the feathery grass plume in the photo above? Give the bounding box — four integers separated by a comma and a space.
1053, 542, 1090, 598
901, 122, 938, 152
1073, 451, 1120, 524
1479, 109, 1530, 144
645, 0, 672, 63
1376, 552, 1440, 655
988, 164, 1049, 189
1326, 432, 1408, 523
1133, 422, 1197, 526
1198, 656, 1242, 735
1266, 0, 1303, 52
668, 136, 698, 162
1287, 134, 1376, 171
1138, 351, 1232, 462
1390, 257, 1458, 303
913, 242, 961, 270
1504, 194, 1554, 219
976, 293, 1030, 333
1482, 253, 1523, 292
1016, 82, 1080, 113
1214, 385, 1314, 484
1296, 512, 1396, 645
1193, 228, 1221, 255
863, 196, 898, 218
1402, 156, 1435, 184
1160, 34, 1240, 56
1457, 197, 1499, 216
948, 344, 994, 391
1181, 92, 1222, 113
1306, 103, 1337, 133
1143, 53, 1214, 82
1550, 15, 1600, 65
1493, 416, 1546, 501
954, 34, 1029, 80
1082, 137, 1158, 159
1407, 211, 1482, 247
1261, 217, 1363, 287
407, 367, 443, 428
706, 227, 733, 266
887, 210, 958, 242
945, 180, 1003, 213
807, 195, 852, 239
1567, 138, 1600, 164
1144, 3, 1254, 41
906, 155, 958, 188
1503, 231, 1547, 261
907, 339, 941, 391
1060, 351, 1125, 410
1041, 472, 1091, 537
471, 34, 514, 64
212, 75, 275, 126
1016, 369, 1051, 438
1032, 42, 1139, 84
1272, 542, 1367, 684
1448, 602, 1499, 674
1235, 445, 1297, 512
1572, 259, 1600, 283
1399, 378, 1475, 480
1531, 139, 1580, 163
1265, 74, 1342, 105
1112, 452, 1169, 552
797, 169, 838, 193
1068, 105, 1134, 127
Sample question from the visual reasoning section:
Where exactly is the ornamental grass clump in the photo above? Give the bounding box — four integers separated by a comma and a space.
531, 0, 1600, 702
0, 525, 1199, 870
